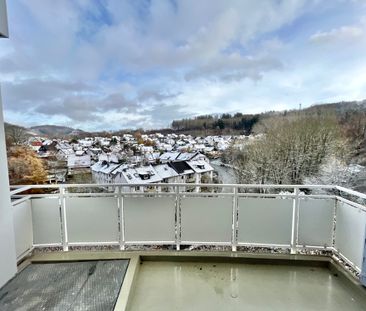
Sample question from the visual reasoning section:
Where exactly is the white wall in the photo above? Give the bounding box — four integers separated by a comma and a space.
0, 0, 9, 38
0, 87, 17, 287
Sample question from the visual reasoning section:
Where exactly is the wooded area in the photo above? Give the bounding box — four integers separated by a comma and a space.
171, 113, 260, 135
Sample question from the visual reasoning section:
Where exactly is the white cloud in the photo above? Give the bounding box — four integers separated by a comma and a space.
1, 1, 366, 130
310, 26, 364, 44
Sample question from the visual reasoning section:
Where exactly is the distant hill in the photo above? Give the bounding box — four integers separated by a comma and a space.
4, 99, 366, 138
170, 99, 366, 135
30, 125, 85, 137
4, 122, 28, 133
304, 100, 366, 114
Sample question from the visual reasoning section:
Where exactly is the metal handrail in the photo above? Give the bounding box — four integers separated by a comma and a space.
9, 183, 366, 277
10, 182, 337, 190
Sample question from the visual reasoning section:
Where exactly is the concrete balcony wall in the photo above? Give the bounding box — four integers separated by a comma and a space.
0, 87, 17, 287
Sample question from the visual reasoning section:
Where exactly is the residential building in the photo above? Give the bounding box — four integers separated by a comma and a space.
67, 153, 91, 170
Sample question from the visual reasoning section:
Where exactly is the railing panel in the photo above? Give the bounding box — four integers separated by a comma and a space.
13, 200, 33, 258
238, 198, 293, 245
65, 197, 119, 243
31, 198, 62, 245
124, 196, 175, 242
9, 182, 365, 275
180, 197, 232, 243
298, 198, 334, 247
335, 202, 366, 270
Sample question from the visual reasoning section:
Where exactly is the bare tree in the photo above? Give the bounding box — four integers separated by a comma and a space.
5, 123, 29, 146
304, 157, 363, 188
233, 115, 344, 186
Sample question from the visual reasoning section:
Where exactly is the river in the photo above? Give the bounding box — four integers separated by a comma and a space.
211, 159, 237, 185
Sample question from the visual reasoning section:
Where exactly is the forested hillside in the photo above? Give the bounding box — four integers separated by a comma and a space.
171, 113, 260, 135
171, 100, 366, 136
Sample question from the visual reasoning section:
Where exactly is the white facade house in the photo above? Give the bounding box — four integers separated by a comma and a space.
91, 156, 214, 193
91, 161, 122, 184
119, 165, 163, 192
154, 164, 179, 183
187, 160, 214, 192
0, 0, 17, 288
98, 153, 120, 164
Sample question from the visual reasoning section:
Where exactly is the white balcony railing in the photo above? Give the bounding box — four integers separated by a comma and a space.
10, 183, 366, 277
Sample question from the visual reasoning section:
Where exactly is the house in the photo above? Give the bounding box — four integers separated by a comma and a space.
91, 161, 121, 184
168, 161, 195, 183
154, 164, 179, 183
78, 138, 93, 147
55, 142, 74, 161
176, 152, 208, 162
67, 154, 91, 170
144, 152, 160, 164
29, 140, 42, 152
159, 152, 180, 163
187, 160, 214, 191
119, 165, 162, 192
98, 153, 120, 164
37, 140, 57, 158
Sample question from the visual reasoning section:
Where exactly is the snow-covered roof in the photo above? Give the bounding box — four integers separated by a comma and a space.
56, 142, 72, 150
67, 154, 91, 168
91, 161, 105, 172
187, 160, 214, 173
160, 152, 180, 161
145, 152, 160, 162
91, 161, 120, 174
79, 139, 93, 147
176, 152, 197, 161
204, 146, 215, 152
154, 164, 179, 179
121, 165, 162, 184
168, 161, 194, 175
111, 164, 129, 175
130, 155, 143, 163
42, 139, 53, 146
98, 153, 120, 164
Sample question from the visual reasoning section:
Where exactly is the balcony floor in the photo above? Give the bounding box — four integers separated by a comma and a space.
0, 260, 129, 311
130, 261, 366, 311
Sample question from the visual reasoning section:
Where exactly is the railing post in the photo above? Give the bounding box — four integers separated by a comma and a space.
175, 186, 181, 251
291, 187, 300, 254
332, 196, 338, 250
232, 186, 238, 252
59, 185, 68, 252
118, 186, 125, 251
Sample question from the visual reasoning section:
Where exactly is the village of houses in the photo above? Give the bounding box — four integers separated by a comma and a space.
28, 133, 254, 192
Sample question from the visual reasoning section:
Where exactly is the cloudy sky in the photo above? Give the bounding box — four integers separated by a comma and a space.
1, 0, 366, 131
